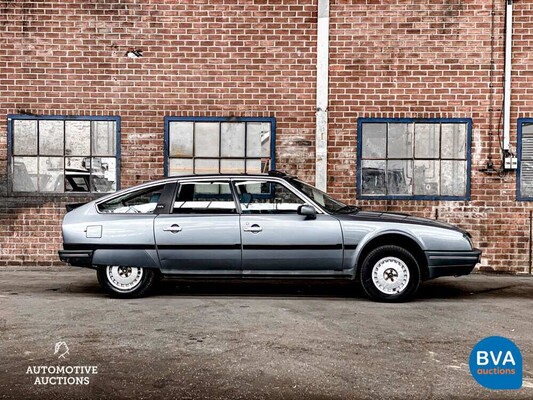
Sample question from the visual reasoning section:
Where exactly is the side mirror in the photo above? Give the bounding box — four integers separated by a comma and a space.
297, 205, 316, 219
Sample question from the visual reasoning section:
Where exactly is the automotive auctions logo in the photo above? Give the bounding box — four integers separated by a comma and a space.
26, 342, 98, 385
469, 336, 523, 390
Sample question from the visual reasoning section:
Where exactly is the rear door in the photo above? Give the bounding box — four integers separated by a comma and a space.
234, 179, 344, 273
154, 179, 241, 275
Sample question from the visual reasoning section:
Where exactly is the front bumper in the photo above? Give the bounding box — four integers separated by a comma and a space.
425, 248, 482, 279
58, 250, 94, 268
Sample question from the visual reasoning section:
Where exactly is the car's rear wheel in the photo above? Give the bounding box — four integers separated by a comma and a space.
360, 245, 420, 302
97, 265, 156, 298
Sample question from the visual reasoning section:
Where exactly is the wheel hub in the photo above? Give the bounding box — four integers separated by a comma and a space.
372, 257, 410, 295
106, 265, 143, 292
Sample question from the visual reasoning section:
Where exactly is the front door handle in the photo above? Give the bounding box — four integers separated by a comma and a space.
163, 224, 182, 233
243, 224, 262, 233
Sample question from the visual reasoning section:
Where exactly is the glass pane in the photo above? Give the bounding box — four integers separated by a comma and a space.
387, 160, 413, 195
92, 120, 116, 156
195, 122, 219, 157
39, 120, 64, 155
99, 185, 165, 214
65, 156, 88, 171
174, 182, 236, 214
522, 123, 533, 160
65, 120, 90, 156
169, 121, 193, 157
361, 123, 386, 159
221, 123, 245, 157
39, 157, 64, 192
441, 123, 466, 159
12, 157, 37, 192
246, 122, 272, 157
388, 123, 413, 158
520, 161, 533, 197
195, 158, 219, 174
220, 159, 245, 174
414, 123, 440, 159
91, 157, 116, 192
441, 160, 466, 197
13, 120, 37, 155
169, 158, 193, 176
235, 181, 304, 214
413, 160, 440, 196
246, 159, 262, 174
361, 159, 386, 195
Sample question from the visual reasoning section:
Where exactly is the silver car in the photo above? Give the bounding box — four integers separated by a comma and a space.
58, 171, 481, 302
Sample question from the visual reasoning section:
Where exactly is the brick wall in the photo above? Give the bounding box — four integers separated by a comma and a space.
0, 0, 531, 273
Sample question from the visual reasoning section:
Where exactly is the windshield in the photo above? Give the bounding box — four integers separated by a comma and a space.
292, 180, 357, 214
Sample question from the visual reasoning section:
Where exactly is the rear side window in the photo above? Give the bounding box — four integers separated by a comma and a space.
173, 181, 236, 214
98, 185, 165, 214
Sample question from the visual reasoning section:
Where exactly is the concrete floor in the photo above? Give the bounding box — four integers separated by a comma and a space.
0, 269, 532, 400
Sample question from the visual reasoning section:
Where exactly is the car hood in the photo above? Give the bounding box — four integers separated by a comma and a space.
337, 210, 468, 235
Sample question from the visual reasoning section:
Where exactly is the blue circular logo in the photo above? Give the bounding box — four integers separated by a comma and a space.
469, 336, 522, 390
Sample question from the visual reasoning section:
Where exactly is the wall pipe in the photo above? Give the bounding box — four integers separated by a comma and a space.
503, 0, 513, 152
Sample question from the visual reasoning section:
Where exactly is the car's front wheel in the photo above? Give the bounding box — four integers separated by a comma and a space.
360, 245, 420, 302
97, 265, 157, 298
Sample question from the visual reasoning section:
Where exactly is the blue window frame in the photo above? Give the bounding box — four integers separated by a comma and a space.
357, 118, 472, 200
164, 116, 276, 176
517, 118, 533, 200
7, 114, 121, 194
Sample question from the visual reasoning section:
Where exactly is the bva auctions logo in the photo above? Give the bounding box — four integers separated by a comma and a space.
469, 336, 522, 390
54, 342, 70, 359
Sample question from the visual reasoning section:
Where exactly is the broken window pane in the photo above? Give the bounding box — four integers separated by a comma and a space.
92, 121, 116, 156
39, 120, 64, 155
414, 124, 440, 159
91, 157, 116, 192
246, 122, 271, 157
195, 158, 219, 174
220, 159, 245, 174
362, 123, 386, 159
361, 160, 386, 195
13, 120, 37, 155
413, 160, 440, 196
520, 161, 533, 197
387, 160, 413, 195
169, 121, 193, 157
195, 122, 219, 157
221, 123, 245, 157
39, 157, 64, 192
388, 123, 413, 158
441, 160, 466, 196
12, 157, 37, 192
441, 123, 466, 159
169, 158, 193, 176
65, 120, 90, 156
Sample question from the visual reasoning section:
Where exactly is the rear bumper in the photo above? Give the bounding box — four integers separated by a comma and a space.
425, 248, 482, 279
58, 250, 94, 268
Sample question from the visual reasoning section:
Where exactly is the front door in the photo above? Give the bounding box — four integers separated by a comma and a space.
234, 179, 344, 273
155, 180, 241, 274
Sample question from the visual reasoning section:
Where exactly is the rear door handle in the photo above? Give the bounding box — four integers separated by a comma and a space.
243, 224, 262, 233
163, 224, 182, 233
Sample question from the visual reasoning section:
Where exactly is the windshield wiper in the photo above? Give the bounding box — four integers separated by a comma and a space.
334, 205, 360, 214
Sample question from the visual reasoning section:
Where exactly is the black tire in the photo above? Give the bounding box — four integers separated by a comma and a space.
96, 265, 157, 298
360, 245, 420, 302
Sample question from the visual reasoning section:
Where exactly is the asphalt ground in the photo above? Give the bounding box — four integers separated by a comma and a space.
0, 269, 532, 399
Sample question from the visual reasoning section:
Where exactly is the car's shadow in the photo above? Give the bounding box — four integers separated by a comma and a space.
59, 275, 533, 301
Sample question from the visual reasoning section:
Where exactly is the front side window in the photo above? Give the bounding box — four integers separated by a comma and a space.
357, 118, 471, 200
165, 117, 275, 176
173, 181, 236, 214
8, 115, 120, 193
518, 118, 533, 200
234, 180, 306, 214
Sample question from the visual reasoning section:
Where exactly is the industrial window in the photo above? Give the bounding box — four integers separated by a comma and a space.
8, 115, 120, 194
357, 118, 471, 200
164, 117, 275, 176
517, 118, 533, 200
